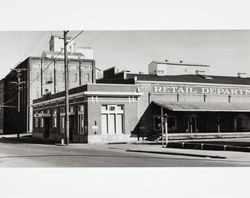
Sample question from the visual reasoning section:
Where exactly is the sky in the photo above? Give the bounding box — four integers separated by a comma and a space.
1, 30, 250, 79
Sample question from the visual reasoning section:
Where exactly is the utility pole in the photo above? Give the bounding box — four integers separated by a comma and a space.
64, 31, 70, 145
10, 68, 26, 139
159, 107, 168, 148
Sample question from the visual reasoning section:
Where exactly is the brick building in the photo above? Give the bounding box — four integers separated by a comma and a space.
1, 57, 96, 134
0, 35, 100, 134
32, 84, 141, 143
32, 61, 250, 143
97, 63, 250, 140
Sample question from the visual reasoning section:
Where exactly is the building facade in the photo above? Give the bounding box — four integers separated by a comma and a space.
97, 66, 250, 140
0, 79, 4, 134
32, 84, 141, 143
31, 63, 250, 143
1, 56, 96, 134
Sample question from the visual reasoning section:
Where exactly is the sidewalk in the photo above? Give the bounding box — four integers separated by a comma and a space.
106, 143, 250, 162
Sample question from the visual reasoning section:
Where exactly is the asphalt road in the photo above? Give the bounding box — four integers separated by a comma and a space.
0, 139, 250, 167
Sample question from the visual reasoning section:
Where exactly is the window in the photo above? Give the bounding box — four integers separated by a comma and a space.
78, 114, 85, 135
85, 73, 90, 82
101, 105, 124, 135
36, 71, 40, 82
69, 106, 74, 113
101, 105, 107, 111
74, 73, 78, 83
117, 105, 123, 111
52, 109, 57, 128
154, 116, 177, 131
60, 116, 65, 134
40, 117, 44, 128
60, 107, 65, 113
36, 87, 40, 98
79, 104, 84, 112
168, 117, 177, 131
34, 117, 39, 128
154, 116, 161, 130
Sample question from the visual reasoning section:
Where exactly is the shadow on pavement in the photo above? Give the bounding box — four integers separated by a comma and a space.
0, 136, 56, 145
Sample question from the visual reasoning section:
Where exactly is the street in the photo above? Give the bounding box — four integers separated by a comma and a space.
0, 138, 250, 167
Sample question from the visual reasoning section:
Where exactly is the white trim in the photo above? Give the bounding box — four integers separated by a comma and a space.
138, 80, 250, 88
33, 91, 142, 106
86, 82, 138, 87
84, 91, 143, 96
33, 92, 85, 106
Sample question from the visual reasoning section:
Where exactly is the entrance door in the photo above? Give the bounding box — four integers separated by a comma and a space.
69, 115, 74, 141
116, 114, 123, 134
186, 115, 199, 133
101, 105, 124, 135
78, 114, 85, 135
44, 117, 51, 138
101, 114, 108, 134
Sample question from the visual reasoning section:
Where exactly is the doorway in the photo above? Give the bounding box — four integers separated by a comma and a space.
69, 115, 75, 141
44, 117, 51, 138
186, 114, 199, 133
101, 105, 124, 135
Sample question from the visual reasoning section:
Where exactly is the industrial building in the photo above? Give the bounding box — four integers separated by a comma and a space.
0, 35, 100, 134
31, 61, 250, 143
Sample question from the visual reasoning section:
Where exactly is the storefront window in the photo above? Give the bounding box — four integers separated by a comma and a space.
154, 116, 161, 130
60, 116, 65, 133
34, 117, 39, 128
40, 117, 44, 128
168, 117, 177, 131
154, 116, 177, 131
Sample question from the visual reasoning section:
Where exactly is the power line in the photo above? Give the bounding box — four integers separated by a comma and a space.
1, 31, 86, 108
69, 30, 84, 42
0, 83, 20, 107
86, 31, 105, 46
24, 32, 49, 57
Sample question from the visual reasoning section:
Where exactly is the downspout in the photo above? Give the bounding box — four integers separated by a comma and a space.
92, 60, 96, 83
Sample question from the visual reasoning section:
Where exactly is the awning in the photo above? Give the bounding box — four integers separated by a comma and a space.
152, 100, 250, 112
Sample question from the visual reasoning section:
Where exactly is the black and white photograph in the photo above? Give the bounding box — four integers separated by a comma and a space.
2, 30, 250, 167
1, 0, 250, 198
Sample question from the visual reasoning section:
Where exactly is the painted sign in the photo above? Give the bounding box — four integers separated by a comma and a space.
153, 84, 250, 96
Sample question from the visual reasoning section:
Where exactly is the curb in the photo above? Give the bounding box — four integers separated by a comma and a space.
168, 142, 250, 152
126, 149, 226, 159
